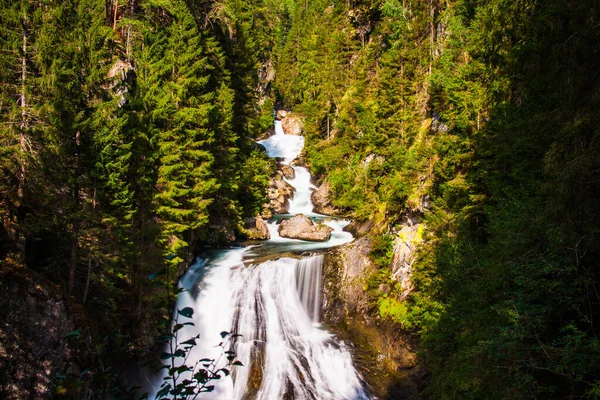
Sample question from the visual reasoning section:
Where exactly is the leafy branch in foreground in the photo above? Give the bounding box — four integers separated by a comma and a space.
155, 306, 243, 400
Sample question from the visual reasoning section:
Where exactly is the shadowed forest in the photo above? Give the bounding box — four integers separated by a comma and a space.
1, 0, 599, 399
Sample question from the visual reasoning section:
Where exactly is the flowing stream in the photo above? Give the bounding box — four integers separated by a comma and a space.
157, 120, 368, 399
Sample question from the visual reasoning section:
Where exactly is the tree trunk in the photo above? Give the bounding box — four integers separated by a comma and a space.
69, 131, 81, 295
113, 0, 118, 31
83, 185, 96, 304
15, 9, 28, 261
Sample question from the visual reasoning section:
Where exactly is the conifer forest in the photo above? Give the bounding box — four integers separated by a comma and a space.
0, 0, 599, 399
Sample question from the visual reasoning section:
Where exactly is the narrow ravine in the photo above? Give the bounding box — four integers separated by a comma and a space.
156, 119, 369, 399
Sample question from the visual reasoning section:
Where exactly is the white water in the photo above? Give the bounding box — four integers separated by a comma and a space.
153, 118, 368, 399
259, 120, 305, 164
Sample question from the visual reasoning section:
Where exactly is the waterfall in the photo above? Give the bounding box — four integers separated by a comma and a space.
151, 117, 369, 399
179, 254, 368, 400
295, 255, 323, 322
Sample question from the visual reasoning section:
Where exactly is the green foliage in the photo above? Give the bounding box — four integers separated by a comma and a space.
369, 233, 394, 270
378, 296, 412, 328
156, 305, 243, 399
0, 0, 277, 395
275, 0, 600, 397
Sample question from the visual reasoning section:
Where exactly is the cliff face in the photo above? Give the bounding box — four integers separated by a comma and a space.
322, 223, 424, 399
0, 264, 82, 399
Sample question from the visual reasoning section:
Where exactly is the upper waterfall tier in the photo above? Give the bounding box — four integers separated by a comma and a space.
258, 120, 304, 164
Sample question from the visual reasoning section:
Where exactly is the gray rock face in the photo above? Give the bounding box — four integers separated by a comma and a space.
0, 267, 78, 399
243, 216, 270, 240
322, 235, 423, 399
278, 214, 333, 242
281, 113, 304, 136
310, 182, 339, 215
390, 215, 423, 299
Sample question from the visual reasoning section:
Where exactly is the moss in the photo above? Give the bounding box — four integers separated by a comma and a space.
378, 297, 413, 329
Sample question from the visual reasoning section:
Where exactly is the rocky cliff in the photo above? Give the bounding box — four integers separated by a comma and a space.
322, 220, 425, 399
0, 264, 84, 399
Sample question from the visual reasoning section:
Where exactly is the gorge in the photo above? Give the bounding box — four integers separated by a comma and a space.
1, 0, 599, 399
152, 118, 369, 399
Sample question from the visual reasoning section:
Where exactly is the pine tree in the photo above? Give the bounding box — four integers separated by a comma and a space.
144, 0, 217, 265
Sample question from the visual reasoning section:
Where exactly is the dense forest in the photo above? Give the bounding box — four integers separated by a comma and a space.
0, 0, 279, 396
275, 0, 600, 398
1, 0, 599, 399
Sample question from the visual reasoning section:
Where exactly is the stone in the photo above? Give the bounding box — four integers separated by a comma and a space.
0, 266, 79, 399
390, 216, 423, 299
310, 182, 339, 215
251, 141, 267, 153
280, 164, 295, 179
261, 207, 273, 219
272, 175, 294, 197
276, 109, 288, 120
321, 236, 423, 399
243, 217, 270, 240
278, 214, 333, 242
265, 175, 295, 214
281, 113, 304, 136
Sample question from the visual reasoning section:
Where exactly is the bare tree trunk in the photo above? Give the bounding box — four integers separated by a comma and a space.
83, 186, 96, 304
113, 0, 118, 31
14, 9, 28, 261
429, 0, 435, 75
69, 131, 81, 295
17, 12, 27, 207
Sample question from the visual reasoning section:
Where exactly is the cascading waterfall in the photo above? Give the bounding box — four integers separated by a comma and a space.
295, 256, 323, 322
153, 118, 368, 399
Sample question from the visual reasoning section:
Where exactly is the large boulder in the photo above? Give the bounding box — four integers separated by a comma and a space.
276, 109, 288, 120
243, 217, 270, 240
310, 182, 339, 215
266, 174, 295, 214
281, 113, 304, 136
278, 214, 333, 242
279, 164, 295, 180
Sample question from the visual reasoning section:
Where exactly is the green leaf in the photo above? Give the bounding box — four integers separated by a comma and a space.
178, 307, 194, 318
64, 330, 80, 339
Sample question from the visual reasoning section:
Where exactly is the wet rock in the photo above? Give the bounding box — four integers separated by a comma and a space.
243, 217, 270, 240
261, 207, 273, 219
310, 182, 339, 215
344, 219, 376, 238
266, 174, 295, 214
278, 214, 333, 242
281, 113, 304, 136
251, 141, 267, 153
256, 125, 275, 141
279, 164, 295, 179
276, 109, 288, 120
273, 174, 294, 197
322, 237, 423, 399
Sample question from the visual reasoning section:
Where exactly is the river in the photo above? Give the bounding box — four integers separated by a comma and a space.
154, 120, 369, 399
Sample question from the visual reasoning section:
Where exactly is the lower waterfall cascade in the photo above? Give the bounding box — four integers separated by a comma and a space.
153, 120, 369, 399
